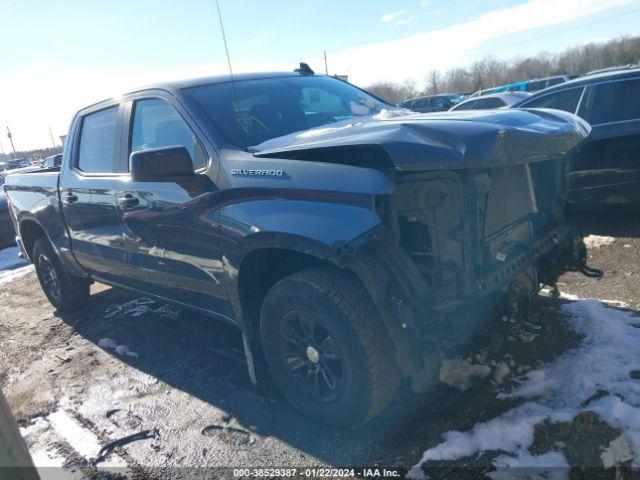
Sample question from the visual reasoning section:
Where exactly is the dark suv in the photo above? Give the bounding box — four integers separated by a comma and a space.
400, 94, 462, 113
513, 67, 640, 209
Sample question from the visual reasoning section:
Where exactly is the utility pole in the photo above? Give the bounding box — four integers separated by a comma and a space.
6, 127, 17, 159
48, 126, 56, 148
323, 51, 328, 75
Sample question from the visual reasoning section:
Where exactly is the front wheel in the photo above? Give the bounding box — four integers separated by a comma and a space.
260, 266, 400, 428
32, 237, 90, 312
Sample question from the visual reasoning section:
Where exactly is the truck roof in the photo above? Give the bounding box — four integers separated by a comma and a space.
81, 71, 316, 112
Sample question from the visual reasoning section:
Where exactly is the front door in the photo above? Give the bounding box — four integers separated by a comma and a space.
113, 96, 230, 317
60, 104, 129, 283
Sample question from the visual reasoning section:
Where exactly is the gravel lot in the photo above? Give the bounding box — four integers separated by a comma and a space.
0, 212, 639, 479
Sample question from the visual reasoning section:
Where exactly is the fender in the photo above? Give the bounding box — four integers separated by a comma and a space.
216, 155, 396, 333
221, 198, 385, 324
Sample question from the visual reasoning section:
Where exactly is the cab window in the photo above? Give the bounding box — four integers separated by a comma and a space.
130, 98, 207, 170
77, 107, 118, 174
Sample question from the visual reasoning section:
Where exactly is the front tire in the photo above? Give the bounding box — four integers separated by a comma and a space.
260, 266, 400, 428
32, 237, 90, 312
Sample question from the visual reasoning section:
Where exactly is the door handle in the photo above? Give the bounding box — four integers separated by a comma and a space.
64, 191, 78, 204
118, 193, 140, 208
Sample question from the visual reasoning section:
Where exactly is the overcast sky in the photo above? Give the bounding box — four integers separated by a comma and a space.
2, 0, 640, 151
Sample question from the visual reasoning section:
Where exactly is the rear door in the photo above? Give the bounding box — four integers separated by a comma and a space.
59, 103, 129, 282
572, 77, 640, 205
113, 94, 230, 316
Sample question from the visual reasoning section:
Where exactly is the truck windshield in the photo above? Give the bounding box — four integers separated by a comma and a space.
182, 76, 389, 149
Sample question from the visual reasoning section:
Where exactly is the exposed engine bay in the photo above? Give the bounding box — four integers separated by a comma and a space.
253, 108, 601, 391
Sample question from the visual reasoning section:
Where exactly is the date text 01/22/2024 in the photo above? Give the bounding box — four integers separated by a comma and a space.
232, 468, 404, 478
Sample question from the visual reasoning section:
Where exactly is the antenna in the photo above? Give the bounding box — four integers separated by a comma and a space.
215, 0, 247, 149
215, 0, 235, 81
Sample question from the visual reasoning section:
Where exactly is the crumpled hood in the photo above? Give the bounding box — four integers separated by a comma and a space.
250, 108, 591, 172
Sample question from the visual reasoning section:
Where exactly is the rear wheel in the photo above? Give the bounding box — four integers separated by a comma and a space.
32, 238, 90, 312
260, 266, 400, 428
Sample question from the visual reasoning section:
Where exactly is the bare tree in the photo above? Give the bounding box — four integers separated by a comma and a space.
366, 80, 418, 104
425, 70, 441, 95
364, 35, 640, 98
443, 68, 472, 94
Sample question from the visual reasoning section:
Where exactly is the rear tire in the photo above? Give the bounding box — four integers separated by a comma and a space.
260, 266, 400, 428
32, 237, 90, 312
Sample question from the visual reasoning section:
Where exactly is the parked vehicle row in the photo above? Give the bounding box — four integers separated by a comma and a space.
449, 91, 530, 111
0, 158, 30, 171
476, 75, 576, 96
3, 69, 595, 427
396, 66, 640, 210
512, 67, 640, 209
399, 93, 464, 112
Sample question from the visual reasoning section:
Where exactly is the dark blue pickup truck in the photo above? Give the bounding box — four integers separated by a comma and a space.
4, 70, 597, 427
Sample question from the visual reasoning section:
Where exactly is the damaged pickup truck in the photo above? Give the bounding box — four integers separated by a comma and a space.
4, 70, 598, 427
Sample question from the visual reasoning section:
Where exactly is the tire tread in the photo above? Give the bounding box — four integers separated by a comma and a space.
280, 266, 401, 425
33, 238, 90, 312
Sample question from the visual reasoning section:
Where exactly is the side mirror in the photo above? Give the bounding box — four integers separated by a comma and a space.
130, 145, 195, 182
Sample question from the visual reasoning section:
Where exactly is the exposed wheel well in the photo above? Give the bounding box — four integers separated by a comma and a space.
19, 220, 47, 260
238, 249, 333, 339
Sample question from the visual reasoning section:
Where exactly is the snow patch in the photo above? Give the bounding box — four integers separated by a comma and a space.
98, 338, 138, 357
30, 446, 66, 468
115, 344, 139, 358
19, 417, 51, 447
583, 235, 615, 249
601, 434, 634, 468
21, 405, 128, 470
411, 297, 640, 474
49, 409, 102, 459
489, 451, 570, 480
0, 246, 31, 286
0, 264, 33, 285
439, 357, 491, 391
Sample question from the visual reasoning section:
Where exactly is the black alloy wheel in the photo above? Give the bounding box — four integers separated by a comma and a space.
278, 310, 345, 403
